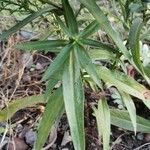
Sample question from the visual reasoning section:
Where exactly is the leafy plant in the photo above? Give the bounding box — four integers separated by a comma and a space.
0, 0, 150, 150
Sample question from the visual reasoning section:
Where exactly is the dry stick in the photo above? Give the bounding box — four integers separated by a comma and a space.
110, 133, 127, 150
0, 140, 16, 150
9, 51, 36, 100
133, 143, 150, 150
0, 128, 8, 145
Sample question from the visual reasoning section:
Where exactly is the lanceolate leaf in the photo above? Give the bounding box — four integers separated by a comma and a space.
75, 44, 102, 89
42, 44, 73, 81
119, 91, 137, 133
129, 18, 144, 74
96, 66, 150, 109
55, 15, 72, 37
129, 18, 150, 84
88, 49, 116, 62
45, 78, 59, 99
35, 88, 64, 150
79, 20, 100, 38
62, 51, 85, 150
44, 72, 62, 99
62, 0, 78, 35
93, 99, 111, 150
110, 109, 150, 133
80, 0, 131, 60
0, 6, 55, 40
15, 40, 68, 52
81, 39, 116, 53
0, 94, 46, 121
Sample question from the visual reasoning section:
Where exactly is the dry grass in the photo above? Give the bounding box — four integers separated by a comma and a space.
0, 34, 46, 107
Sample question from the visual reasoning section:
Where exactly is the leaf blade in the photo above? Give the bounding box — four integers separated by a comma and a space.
0, 94, 46, 121
110, 109, 150, 133
15, 40, 68, 52
119, 91, 137, 133
75, 44, 102, 89
96, 66, 150, 109
0, 6, 54, 40
129, 18, 144, 73
88, 49, 116, 62
62, 51, 85, 150
80, 0, 131, 60
62, 0, 78, 35
81, 39, 116, 53
42, 44, 73, 81
55, 15, 72, 37
94, 99, 111, 150
79, 20, 100, 38
35, 88, 64, 150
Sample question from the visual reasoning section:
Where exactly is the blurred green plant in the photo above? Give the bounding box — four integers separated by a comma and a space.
0, 0, 150, 150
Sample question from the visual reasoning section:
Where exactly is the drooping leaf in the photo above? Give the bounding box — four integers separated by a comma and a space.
79, 20, 100, 38
15, 40, 68, 52
42, 44, 73, 81
62, 51, 85, 150
129, 18, 150, 84
0, 6, 55, 40
75, 44, 102, 89
129, 18, 144, 74
62, 0, 78, 35
96, 66, 150, 109
80, 0, 131, 60
110, 109, 150, 133
119, 91, 137, 133
0, 94, 46, 121
93, 99, 111, 150
35, 88, 64, 150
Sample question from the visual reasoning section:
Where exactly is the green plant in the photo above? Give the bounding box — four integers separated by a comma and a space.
0, 0, 150, 150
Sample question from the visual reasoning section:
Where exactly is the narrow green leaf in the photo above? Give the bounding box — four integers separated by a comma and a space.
142, 0, 150, 3
0, 94, 46, 121
81, 39, 117, 53
93, 99, 110, 150
55, 15, 72, 37
129, 18, 150, 84
96, 66, 150, 109
35, 88, 64, 150
79, 20, 100, 38
15, 40, 68, 52
0, 6, 54, 40
119, 91, 137, 133
144, 65, 150, 78
129, 18, 144, 74
75, 44, 102, 89
45, 79, 58, 99
88, 49, 116, 62
142, 30, 150, 41
42, 44, 73, 81
62, 0, 78, 35
62, 51, 85, 150
80, 0, 131, 60
44, 70, 63, 99
124, 0, 130, 22
110, 109, 150, 133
